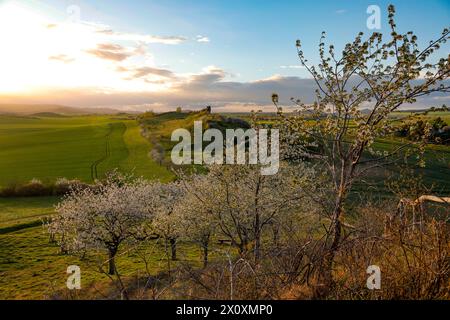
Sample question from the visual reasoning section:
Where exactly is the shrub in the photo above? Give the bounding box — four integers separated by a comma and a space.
14, 179, 53, 197
331, 204, 449, 300
0, 182, 19, 197
0, 178, 92, 197
167, 201, 449, 300
53, 178, 88, 196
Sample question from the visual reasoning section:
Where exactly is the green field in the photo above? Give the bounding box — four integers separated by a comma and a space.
0, 224, 221, 299
390, 111, 450, 123
119, 120, 173, 181
0, 196, 58, 230
0, 114, 173, 186
0, 110, 230, 299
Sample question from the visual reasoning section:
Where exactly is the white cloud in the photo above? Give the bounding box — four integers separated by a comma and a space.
48, 54, 75, 63
108, 31, 187, 45
196, 35, 210, 43
84, 21, 187, 45
280, 65, 305, 69
1, 73, 449, 112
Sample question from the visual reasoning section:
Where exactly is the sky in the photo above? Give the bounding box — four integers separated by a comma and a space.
0, 0, 449, 112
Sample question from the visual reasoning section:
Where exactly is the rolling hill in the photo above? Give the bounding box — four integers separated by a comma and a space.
0, 104, 123, 115
0, 114, 173, 186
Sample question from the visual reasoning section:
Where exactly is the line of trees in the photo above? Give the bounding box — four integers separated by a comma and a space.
48, 164, 320, 298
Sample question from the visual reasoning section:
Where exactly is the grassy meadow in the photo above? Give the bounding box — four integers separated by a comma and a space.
0, 224, 227, 299
0, 114, 173, 186
0, 196, 58, 230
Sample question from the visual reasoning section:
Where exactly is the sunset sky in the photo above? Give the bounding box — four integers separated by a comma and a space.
0, 0, 449, 112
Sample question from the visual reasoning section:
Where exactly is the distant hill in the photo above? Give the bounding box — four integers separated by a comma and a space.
0, 104, 123, 115
29, 112, 69, 118
138, 109, 251, 154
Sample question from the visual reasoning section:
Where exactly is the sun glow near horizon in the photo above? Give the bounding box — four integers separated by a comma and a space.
0, 1, 173, 96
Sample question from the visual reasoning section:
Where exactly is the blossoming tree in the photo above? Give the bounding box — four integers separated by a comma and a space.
273, 5, 449, 288
49, 174, 156, 276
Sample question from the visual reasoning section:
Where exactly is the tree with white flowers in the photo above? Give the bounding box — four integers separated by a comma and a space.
175, 174, 218, 268
178, 164, 317, 263
151, 181, 185, 262
49, 173, 157, 276
273, 4, 450, 289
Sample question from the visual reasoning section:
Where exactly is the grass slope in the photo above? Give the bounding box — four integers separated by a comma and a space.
119, 120, 173, 182
0, 196, 58, 230
0, 225, 224, 299
0, 115, 172, 186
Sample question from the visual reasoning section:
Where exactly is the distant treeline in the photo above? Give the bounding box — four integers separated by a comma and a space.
394, 117, 450, 145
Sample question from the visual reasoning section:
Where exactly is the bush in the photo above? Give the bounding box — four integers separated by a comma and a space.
14, 179, 52, 197
53, 178, 89, 195
394, 117, 449, 144
166, 202, 449, 300
0, 178, 91, 197
330, 205, 449, 300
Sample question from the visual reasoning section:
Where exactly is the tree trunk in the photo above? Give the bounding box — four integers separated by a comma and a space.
319, 204, 343, 297
108, 248, 117, 275
254, 213, 261, 263
170, 238, 177, 260
272, 223, 279, 247
202, 245, 208, 268
164, 238, 171, 276
328, 209, 342, 266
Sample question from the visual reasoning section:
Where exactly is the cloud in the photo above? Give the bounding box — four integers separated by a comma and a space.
196, 35, 210, 43
7, 68, 320, 109
96, 43, 123, 51
46, 18, 187, 45
133, 67, 175, 79
183, 66, 228, 86
85, 43, 134, 61
2, 74, 448, 113
117, 65, 176, 80
280, 65, 305, 69
48, 54, 75, 63
96, 27, 187, 45
336, 9, 347, 14
212, 102, 277, 113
